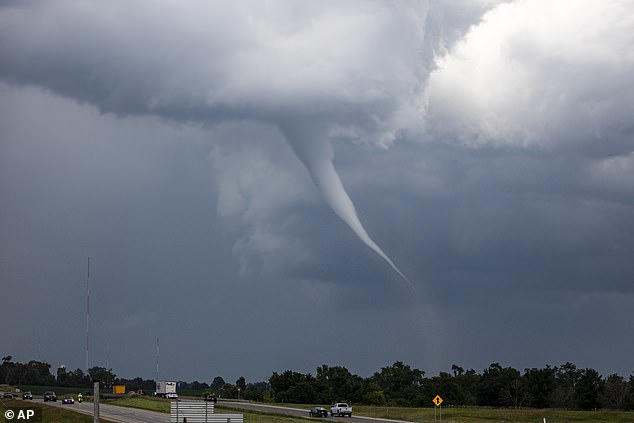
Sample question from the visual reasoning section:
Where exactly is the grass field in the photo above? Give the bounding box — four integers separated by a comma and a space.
105, 396, 634, 423
0, 399, 115, 423
249, 402, 634, 423
108, 395, 171, 413
348, 404, 634, 423
108, 397, 318, 423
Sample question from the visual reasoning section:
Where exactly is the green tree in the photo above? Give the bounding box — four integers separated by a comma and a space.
22, 361, 54, 386
455, 369, 480, 406
451, 365, 464, 377
220, 383, 239, 398
524, 367, 555, 408
66, 368, 90, 387
477, 363, 525, 407
88, 366, 116, 388
371, 361, 424, 405
551, 362, 582, 409
56, 365, 67, 384
575, 368, 603, 410
314, 365, 363, 403
363, 389, 386, 405
270, 370, 315, 403
625, 374, 634, 410
600, 374, 627, 409
211, 376, 226, 390
244, 381, 269, 401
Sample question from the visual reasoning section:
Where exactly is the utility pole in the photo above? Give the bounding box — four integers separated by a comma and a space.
35, 331, 42, 362
156, 337, 160, 381
105, 335, 110, 389
86, 257, 90, 372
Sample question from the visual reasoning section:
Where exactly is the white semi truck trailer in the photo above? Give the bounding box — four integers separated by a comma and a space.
155, 380, 176, 398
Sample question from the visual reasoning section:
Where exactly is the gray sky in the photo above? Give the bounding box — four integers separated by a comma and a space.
1, 0, 633, 383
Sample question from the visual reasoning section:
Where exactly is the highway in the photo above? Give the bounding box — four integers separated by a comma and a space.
220, 401, 413, 423
33, 398, 412, 423
38, 398, 168, 423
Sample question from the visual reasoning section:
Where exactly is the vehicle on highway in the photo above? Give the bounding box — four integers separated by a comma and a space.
155, 380, 177, 398
309, 407, 328, 418
62, 396, 75, 404
165, 392, 179, 399
2, 392, 13, 399
203, 394, 217, 403
43, 391, 57, 402
22, 391, 33, 400
330, 403, 352, 417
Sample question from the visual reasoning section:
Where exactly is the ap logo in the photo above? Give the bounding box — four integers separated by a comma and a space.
4, 409, 37, 421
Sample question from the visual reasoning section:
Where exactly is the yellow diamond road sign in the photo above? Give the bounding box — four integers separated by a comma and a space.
433, 395, 443, 407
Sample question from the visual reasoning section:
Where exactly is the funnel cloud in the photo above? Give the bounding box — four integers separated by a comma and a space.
281, 122, 411, 284
0, 0, 433, 283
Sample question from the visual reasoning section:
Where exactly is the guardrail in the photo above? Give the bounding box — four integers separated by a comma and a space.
171, 400, 244, 423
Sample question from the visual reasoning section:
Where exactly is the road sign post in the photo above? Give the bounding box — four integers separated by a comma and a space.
93, 382, 100, 423
432, 395, 443, 423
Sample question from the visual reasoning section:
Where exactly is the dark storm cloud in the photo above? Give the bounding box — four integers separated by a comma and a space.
1, 0, 633, 381
0, 0, 441, 281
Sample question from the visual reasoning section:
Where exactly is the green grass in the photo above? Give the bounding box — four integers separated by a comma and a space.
107, 397, 321, 423
104, 397, 634, 423
108, 395, 171, 413
242, 402, 634, 423
350, 405, 634, 423
0, 399, 115, 423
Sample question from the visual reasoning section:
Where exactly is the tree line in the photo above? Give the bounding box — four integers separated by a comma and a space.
2, 355, 633, 410
0, 355, 265, 400
268, 362, 634, 410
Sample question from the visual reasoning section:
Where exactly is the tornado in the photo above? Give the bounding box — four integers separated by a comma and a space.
281, 123, 412, 287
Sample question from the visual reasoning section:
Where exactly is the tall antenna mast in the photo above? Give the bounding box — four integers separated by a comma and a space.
156, 337, 160, 381
106, 335, 110, 370
86, 256, 90, 372
106, 334, 111, 387
35, 330, 42, 361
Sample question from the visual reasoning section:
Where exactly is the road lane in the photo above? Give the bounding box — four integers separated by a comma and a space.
219, 401, 414, 423
37, 398, 169, 423
29, 397, 412, 423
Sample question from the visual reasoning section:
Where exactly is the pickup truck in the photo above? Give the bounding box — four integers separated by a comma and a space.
330, 403, 352, 417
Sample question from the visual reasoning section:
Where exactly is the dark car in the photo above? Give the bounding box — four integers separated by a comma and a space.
43, 391, 57, 402
62, 396, 75, 404
309, 407, 329, 418
203, 394, 218, 403
2, 392, 13, 399
22, 391, 33, 400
